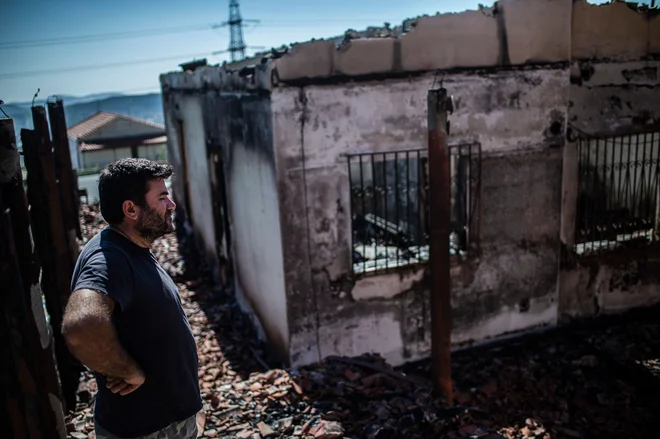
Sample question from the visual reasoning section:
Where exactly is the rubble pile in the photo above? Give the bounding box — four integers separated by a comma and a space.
189, 324, 478, 439
79, 204, 106, 243
408, 329, 660, 439
581, 321, 660, 381
67, 205, 660, 439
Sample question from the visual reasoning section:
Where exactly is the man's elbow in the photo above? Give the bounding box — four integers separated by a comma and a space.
61, 314, 103, 347
62, 319, 86, 347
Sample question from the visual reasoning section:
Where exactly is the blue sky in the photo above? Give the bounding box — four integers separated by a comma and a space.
0, 0, 495, 102
0, 0, 649, 103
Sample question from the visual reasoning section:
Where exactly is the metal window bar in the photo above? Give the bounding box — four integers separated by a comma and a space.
348, 143, 481, 276
575, 131, 660, 255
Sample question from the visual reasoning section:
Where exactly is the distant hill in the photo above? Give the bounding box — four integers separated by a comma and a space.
3, 92, 164, 145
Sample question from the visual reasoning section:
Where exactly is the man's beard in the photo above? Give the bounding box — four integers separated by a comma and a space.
136, 206, 173, 243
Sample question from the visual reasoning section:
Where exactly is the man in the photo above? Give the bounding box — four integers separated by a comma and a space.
62, 158, 201, 439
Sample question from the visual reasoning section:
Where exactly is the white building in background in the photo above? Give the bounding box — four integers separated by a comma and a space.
67, 112, 167, 171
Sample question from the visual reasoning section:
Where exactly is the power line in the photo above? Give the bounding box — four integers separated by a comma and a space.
0, 18, 394, 50
0, 24, 217, 50
256, 19, 392, 24
105, 85, 164, 95
0, 52, 217, 79
212, 45, 264, 54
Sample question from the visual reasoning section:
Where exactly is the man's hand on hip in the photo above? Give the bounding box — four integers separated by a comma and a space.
106, 367, 146, 396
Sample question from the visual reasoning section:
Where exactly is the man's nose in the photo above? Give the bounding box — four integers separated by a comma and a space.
166, 196, 176, 211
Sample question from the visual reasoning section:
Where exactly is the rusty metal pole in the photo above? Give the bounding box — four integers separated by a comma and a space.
427, 88, 453, 401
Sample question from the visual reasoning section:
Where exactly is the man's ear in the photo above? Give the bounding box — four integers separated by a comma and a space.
122, 200, 139, 221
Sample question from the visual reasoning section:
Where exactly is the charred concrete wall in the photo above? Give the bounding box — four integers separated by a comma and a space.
559, 2, 660, 322
161, 67, 290, 361
161, 92, 220, 281
272, 66, 568, 367
215, 92, 289, 361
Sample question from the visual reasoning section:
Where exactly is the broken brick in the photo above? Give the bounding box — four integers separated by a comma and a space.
256, 421, 275, 437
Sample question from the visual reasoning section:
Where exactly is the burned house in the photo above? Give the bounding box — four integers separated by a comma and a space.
159, 0, 660, 367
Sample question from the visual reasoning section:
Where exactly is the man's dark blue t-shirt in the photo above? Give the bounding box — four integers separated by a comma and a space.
71, 227, 202, 437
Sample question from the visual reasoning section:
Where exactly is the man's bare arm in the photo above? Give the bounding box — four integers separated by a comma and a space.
62, 289, 144, 395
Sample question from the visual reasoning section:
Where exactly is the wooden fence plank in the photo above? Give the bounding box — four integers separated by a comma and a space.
1, 117, 65, 438
22, 109, 80, 411
48, 99, 81, 241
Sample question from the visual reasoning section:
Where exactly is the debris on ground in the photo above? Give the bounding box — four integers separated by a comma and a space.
404, 326, 660, 439
67, 204, 660, 439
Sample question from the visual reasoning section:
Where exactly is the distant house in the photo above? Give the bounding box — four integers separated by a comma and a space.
67, 112, 167, 170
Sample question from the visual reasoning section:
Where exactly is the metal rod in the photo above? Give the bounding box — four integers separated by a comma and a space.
589, 139, 596, 252
418, 151, 424, 258
348, 157, 356, 272
581, 139, 587, 249
654, 133, 660, 240
643, 133, 652, 237
633, 133, 642, 231
383, 153, 389, 272
359, 155, 366, 274
643, 134, 650, 236
616, 136, 622, 209
603, 138, 609, 249
476, 144, 482, 251
608, 137, 616, 250
406, 151, 411, 260
576, 139, 581, 246
371, 154, 377, 275
585, 140, 597, 251
427, 88, 452, 401
617, 136, 624, 239
467, 145, 472, 251
395, 152, 400, 266
648, 133, 657, 238
456, 146, 467, 252
623, 135, 632, 240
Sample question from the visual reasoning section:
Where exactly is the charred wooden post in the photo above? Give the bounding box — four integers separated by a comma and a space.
22, 107, 80, 410
1, 117, 66, 438
47, 99, 81, 242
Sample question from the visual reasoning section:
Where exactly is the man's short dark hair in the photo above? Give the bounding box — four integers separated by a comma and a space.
98, 158, 173, 225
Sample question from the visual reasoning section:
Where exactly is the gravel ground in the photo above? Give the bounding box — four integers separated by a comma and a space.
66, 205, 660, 439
